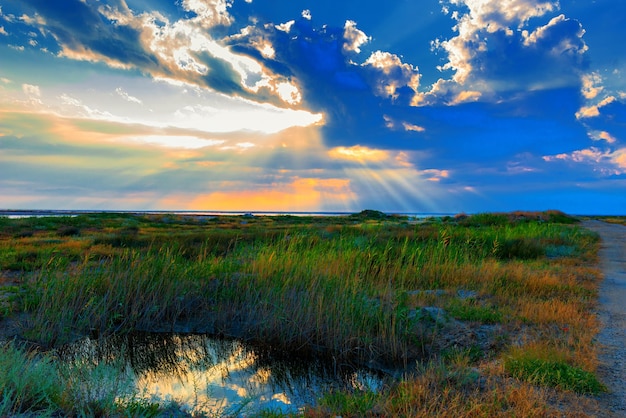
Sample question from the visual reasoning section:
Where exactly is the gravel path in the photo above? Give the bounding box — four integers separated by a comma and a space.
582, 221, 626, 416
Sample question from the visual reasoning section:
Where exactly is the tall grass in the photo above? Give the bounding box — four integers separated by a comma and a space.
2, 211, 606, 415
17, 214, 599, 364
0, 343, 165, 417
21, 247, 225, 346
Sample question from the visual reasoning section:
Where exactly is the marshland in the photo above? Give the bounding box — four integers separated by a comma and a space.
0, 210, 617, 416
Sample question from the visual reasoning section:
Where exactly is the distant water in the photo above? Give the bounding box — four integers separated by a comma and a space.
0, 209, 454, 219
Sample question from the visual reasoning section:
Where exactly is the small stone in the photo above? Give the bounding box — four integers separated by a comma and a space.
457, 289, 478, 300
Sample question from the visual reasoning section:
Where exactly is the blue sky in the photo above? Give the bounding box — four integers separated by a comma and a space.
0, 0, 624, 214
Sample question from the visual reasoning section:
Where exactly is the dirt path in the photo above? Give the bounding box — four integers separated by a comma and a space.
582, 221, 626, 416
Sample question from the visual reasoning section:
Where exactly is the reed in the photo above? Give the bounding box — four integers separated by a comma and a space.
0, 210, 607, 415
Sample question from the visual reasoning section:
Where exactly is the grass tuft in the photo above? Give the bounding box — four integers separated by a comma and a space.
505, 347, 606, 394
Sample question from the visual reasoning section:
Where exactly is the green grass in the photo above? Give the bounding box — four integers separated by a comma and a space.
0, 210, 609, 416
505, 351, 606, 394
445, 299, 504, 324
0, 343, 174, 417
0, 343, 62, 416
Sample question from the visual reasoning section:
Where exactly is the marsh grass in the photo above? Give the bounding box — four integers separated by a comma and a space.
0, 210, 608, 416
505, 345, 606, 394
0, 343, 167, 417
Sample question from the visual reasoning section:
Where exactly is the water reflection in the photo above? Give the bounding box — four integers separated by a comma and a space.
57, 333, 386, 416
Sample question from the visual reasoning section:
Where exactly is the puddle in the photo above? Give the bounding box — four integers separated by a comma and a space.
56, 332, 387, 416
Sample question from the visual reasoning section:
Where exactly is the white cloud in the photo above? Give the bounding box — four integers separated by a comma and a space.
576, 96, 616, 119
543, 146, 626, 175
0, 26, 7, 35
589, 130, 617, 144
275, 82, 302, 105
434, 0, 560, 84
121, 135, 224, 149
522, 14, 587, 57
613, 148, 626, 170
364, 51, 420, 100
14, 0, 312, 111
22, 84, 41, 97
421, 169, 450, 182
179, 0, 232, 28
275, 20, 295, 33
115, 87, 143, 104
19, 13, 45, 26
451, 90, 482, 104
171, 102, 322, 134
343, 20, 370, 53
447, 0, 558, 31
59, 93, 115, 119
384, 115, 426, 132
402, 122, 426, 132
581, 72, 603, 100
302, 9, 312, 20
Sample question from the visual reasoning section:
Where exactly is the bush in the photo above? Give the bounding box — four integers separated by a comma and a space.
493, 238, 543, 260
57, 226, 80, 237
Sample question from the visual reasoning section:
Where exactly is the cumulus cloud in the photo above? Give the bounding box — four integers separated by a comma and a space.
445, 0, 558, 30
343, 20, 370, 53
178, 0, 232, 28
275, 20, 295, 33
13, 0, 302, 107
430, 0, 587, 100
0, 26, 7, 35
363, 51, 420, 101
581, 72, 604, 100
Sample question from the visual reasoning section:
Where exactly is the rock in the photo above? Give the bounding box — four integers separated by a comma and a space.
457, 289, 478, 300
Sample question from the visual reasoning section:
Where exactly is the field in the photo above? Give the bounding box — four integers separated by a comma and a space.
0, 210, 608, 416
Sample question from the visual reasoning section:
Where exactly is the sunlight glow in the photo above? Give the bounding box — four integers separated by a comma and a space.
328, 146, 390, 163
121, 135, 224, 149
190, 178, 355, 211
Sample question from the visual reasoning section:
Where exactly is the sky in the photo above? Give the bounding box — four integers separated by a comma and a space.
0, 0, 625, 214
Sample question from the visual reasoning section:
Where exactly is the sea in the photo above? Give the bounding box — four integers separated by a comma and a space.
0, 209, 455, 219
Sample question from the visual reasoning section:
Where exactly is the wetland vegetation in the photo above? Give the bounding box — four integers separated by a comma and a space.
0, 210, 610, 416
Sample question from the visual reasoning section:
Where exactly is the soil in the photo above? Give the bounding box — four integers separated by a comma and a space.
582, 221, 626, 416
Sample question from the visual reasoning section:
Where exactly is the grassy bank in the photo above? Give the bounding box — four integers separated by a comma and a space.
0, 210, 607, 416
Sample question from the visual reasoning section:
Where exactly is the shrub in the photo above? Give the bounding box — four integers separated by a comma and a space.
57, 226, 80, 237
493, 238, 544, 260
